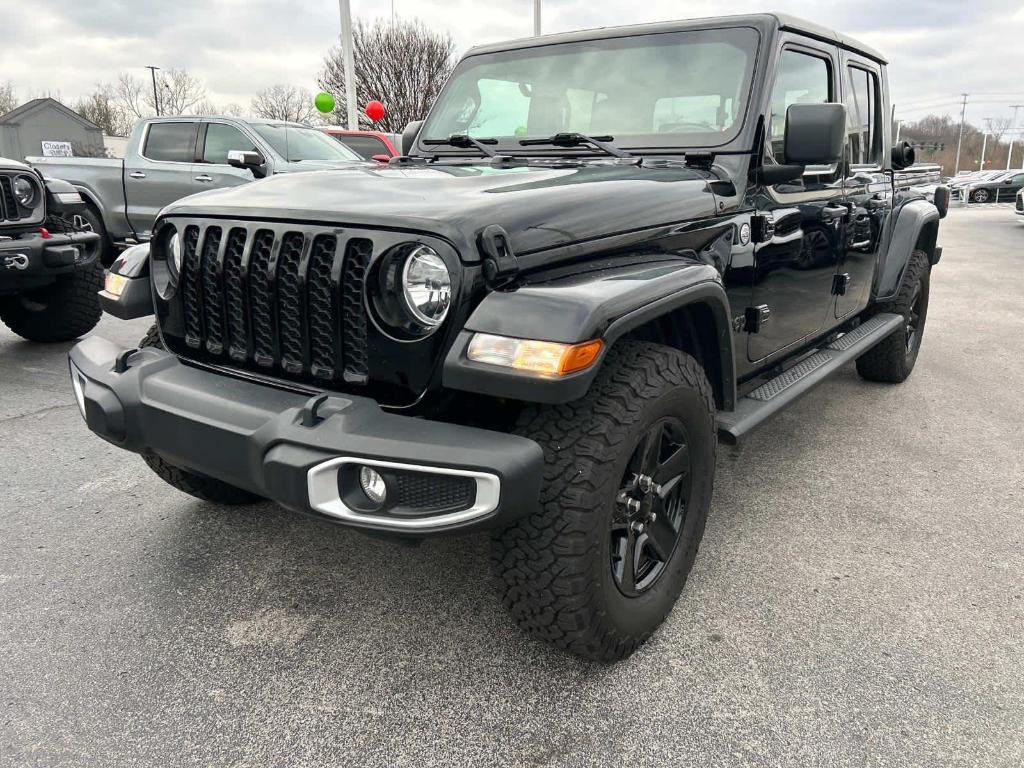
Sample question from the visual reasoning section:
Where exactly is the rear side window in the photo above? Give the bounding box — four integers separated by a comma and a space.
202, 123, 257, 164
333, 134, 389, 159
768, 50, 832, 161
143, 122, 198, 163
845, 66, 881, 165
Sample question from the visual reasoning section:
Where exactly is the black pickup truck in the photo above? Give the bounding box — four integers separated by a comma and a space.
0, 158, 103, 342
70, 13, 947, 661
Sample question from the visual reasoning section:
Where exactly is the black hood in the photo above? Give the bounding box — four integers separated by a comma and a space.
164, 161, 719, 261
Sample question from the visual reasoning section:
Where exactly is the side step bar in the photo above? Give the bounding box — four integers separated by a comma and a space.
716, 313, 903, 445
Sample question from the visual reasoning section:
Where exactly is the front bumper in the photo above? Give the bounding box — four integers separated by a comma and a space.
0, 230, 100, 278
69, 336, 545, 535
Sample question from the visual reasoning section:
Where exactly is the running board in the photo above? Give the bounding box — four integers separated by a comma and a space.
716, 313, 903, 444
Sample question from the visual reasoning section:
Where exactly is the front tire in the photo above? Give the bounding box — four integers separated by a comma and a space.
0, 263, 103, 342
856, 250, 930, 383
970, 188, 990, 203
72, 205, 114, 266
493, 341, 716, 662
138, 324, 262, 506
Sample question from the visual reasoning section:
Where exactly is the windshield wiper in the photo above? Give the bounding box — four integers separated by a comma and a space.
422, 134, 498, 157
518, 132, 631, 158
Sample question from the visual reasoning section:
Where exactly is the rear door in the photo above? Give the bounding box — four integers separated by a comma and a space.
837, 55, 888, 319
124, 120, 199, 238
194, 121, 264, 191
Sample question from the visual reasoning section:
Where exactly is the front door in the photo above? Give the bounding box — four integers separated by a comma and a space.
124, 120, 199, 239
748, 43, 845, 363
193, 121, 264, 192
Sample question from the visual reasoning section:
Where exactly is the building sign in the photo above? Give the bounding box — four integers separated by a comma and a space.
41, 141, 73, 157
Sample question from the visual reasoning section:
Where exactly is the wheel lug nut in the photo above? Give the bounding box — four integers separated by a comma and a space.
647, 512, 656, 524
626, 498, 641, 514
631, 521, 645, 534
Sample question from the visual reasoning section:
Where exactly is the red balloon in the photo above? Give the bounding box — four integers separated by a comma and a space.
365, 100, 386, 122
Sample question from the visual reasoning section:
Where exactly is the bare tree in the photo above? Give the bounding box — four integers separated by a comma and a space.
251, 85, 315, 123
318, 18, 455, 133
158, 69, 207, 115
195, 99, 246, 117
116, 72, 151, 120
75, 84, 133, 136
0, 81, 17, 115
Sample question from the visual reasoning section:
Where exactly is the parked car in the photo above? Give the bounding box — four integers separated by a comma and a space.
0, 158, 103, 341
28, 117, 363, 263
72, 12, 946, 661
322, 128, 401, 161
959, 169, 1024, 203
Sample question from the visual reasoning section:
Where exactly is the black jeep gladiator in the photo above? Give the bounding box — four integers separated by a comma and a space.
0, 158, 103, 341
70, 13, 947, 661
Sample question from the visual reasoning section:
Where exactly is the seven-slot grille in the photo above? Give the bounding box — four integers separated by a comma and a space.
174, 222, 371, 385
0, 176, 23, 223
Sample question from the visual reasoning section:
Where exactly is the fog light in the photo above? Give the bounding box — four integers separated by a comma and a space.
359, 466, 387, 506
69, 364, 87, 419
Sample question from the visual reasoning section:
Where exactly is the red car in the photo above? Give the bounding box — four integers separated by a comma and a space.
320, 128, 400, 161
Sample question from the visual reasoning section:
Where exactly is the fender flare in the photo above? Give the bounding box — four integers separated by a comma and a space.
876, 198, 939, 300
443, 259, 736, 408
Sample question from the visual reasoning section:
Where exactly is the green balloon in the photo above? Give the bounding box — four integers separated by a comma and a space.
314, 92, 336, 114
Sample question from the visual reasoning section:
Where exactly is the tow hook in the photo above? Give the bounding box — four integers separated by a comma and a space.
3, 254, 29, 270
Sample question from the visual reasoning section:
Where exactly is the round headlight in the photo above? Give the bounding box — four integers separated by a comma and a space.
13, 176, 36, 207
401, 245, 451, 327
168, 231, 182, 275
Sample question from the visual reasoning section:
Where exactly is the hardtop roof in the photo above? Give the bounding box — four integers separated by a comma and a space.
465, 12, 887, 65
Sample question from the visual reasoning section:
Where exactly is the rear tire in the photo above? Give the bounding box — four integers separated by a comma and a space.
856, 250, 930, 383
0, 262, 103, 342
970, 188, 990, 204
138, 324, 262, 506
493, 341, 716, 662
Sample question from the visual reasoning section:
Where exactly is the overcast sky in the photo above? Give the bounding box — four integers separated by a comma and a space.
4, 0, 1024, 127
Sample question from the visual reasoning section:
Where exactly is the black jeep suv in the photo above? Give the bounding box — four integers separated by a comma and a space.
70, 13, 945, 661
0, 158, 103, 341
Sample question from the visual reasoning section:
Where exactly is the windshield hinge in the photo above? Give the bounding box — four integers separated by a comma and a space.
684, 152, 715, 170
477, 224, 520, 289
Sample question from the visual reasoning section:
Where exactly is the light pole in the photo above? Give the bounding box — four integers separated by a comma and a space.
979, 118, 991, 171
1006, 105, 1023, 170
533, 0, 541, 36
337, 0, 359, 130
953, 93, 968, 176
145, 65, 160, 116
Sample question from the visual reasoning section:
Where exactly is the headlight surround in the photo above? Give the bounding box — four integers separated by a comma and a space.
150, 223, 179, 299
13, 175, 37, 207
168, 231, 182, 277
401, 245, 451, 327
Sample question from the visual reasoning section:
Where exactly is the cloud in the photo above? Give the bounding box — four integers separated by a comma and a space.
3, 0, 1022, 126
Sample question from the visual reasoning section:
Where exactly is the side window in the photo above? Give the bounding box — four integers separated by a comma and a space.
767, 50, 832, 161
202, 123, 256, 164
143, 122, 198, 163
845, 66, 881, 165
333, 135, 388, 160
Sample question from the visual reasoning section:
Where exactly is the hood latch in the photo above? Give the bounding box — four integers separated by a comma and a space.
477, 224, 520, 289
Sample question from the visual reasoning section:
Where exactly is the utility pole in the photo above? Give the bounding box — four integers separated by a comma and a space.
979, 118, 991, 171
895, 119, 903, 143
145, 65, 160, 116
1006, 105, 1023, 170
953, 93, 968, 176
337, 0, 359, 130
533, 0, 541, 36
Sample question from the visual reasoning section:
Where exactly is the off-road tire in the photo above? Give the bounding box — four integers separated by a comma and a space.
493, 341, 716, 662
0, 262, 103, 342
856, 249, 930, 383
138, 324, 262, 506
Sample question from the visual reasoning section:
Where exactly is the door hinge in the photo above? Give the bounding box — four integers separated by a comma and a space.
832, 273, 851, 296
744, 304, 771, 333
749, 214, 775, 244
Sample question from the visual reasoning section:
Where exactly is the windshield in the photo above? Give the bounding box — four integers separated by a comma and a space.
252, 123, 360, 163
421, 27, 759, 152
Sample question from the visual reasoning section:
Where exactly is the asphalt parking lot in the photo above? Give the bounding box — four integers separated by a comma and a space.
2, 205, 1022, 767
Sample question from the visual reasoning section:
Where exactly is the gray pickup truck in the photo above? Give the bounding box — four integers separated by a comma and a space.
29, 116, 361, 263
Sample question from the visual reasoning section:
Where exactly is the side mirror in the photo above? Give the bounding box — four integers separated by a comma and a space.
371, 153, 391, 163
783, 103, 846, 166
227, 149, 267, 178
891, 141, 916, 170
401, 120, 424, 156
933, 186, 949, 219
